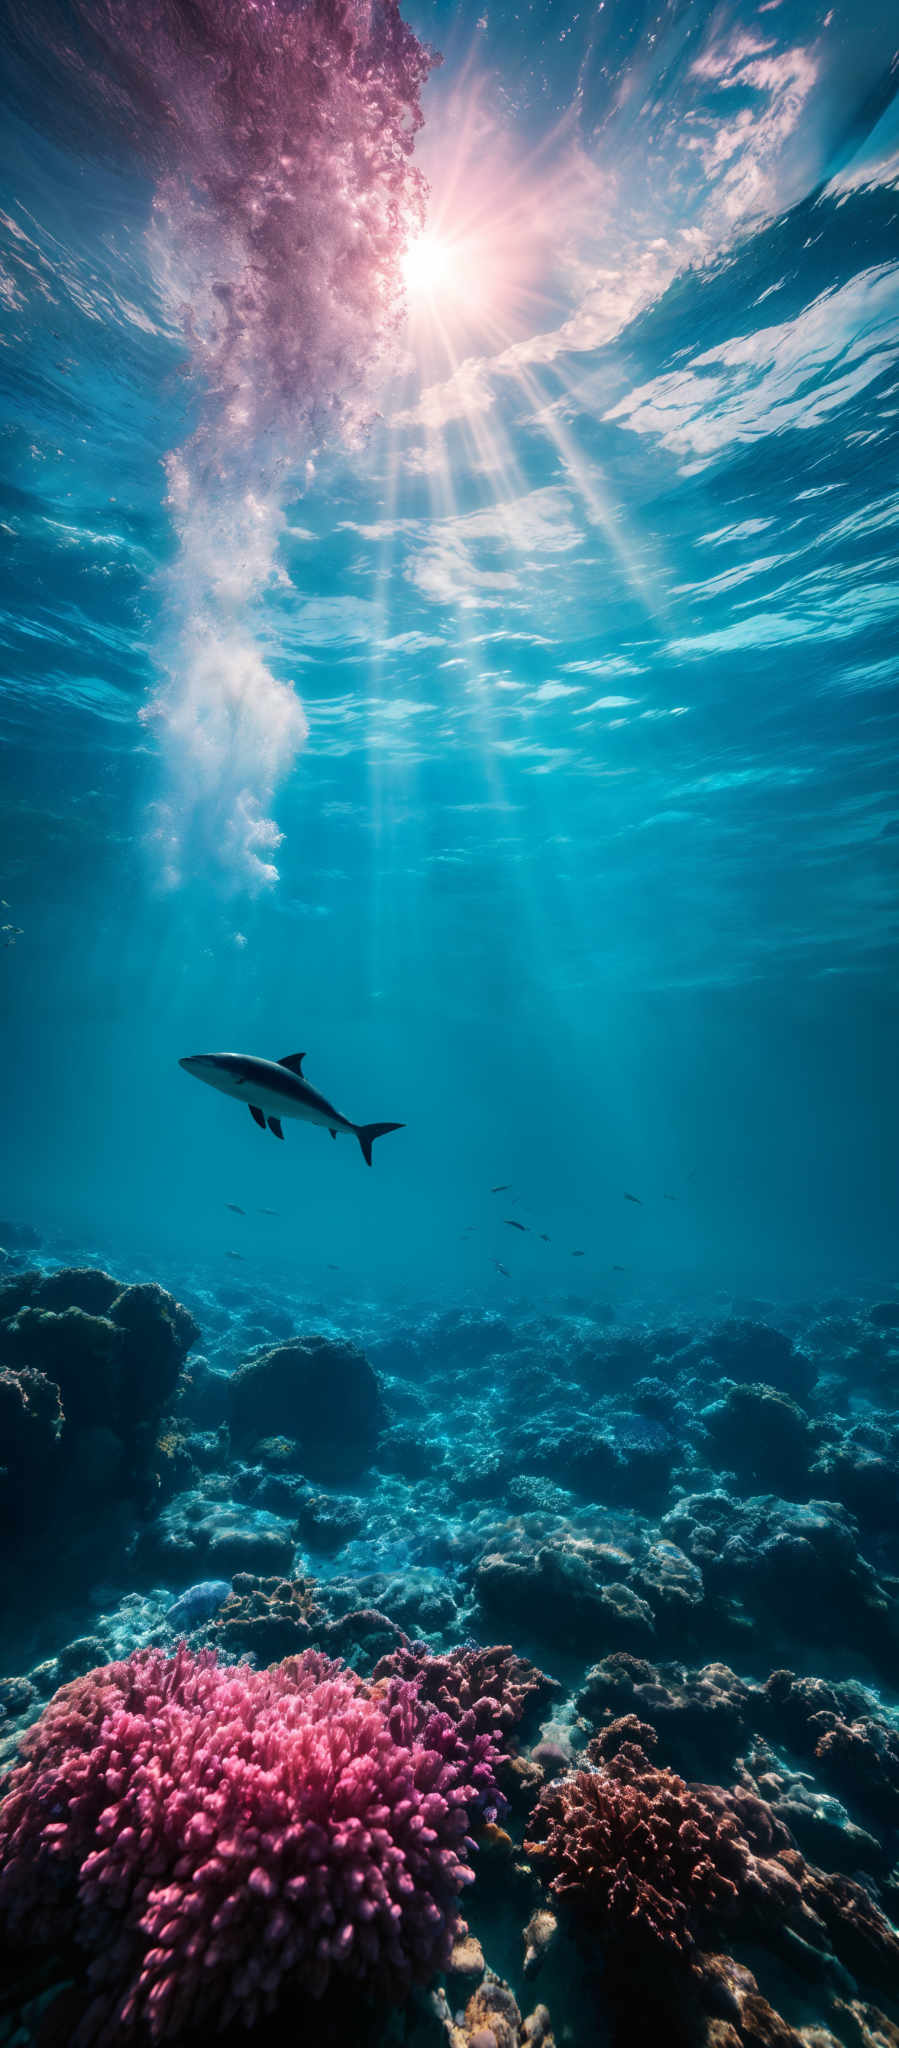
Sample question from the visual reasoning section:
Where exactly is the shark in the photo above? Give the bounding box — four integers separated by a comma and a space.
179, 1051, 404, 1166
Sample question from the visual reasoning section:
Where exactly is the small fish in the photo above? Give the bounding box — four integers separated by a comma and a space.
538, 1233, 551, 1242
571, 1249, 585, 1257
258, 1207, 279, 1216
492, 1259, 510, 1277
490, 1185, 510, 1194
613, 1264, 627, 1272
327, 1263, 341, 1270
225, 1203, 246, 1215
504, 1219, 528, 1232
663, 1193, 677, 1203
225, 1249, 243, 1260
624, 1192, 642, 1205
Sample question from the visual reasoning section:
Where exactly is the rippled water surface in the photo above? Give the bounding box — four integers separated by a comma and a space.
1, 0, 898, 1293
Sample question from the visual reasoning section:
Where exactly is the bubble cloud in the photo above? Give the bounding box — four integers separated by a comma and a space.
87, 0, 436, 887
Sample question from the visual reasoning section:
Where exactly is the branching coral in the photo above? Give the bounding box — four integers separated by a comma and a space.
523, 1719, 798, 1962
373, 1643, 558, 1741
0, 1643, 497, 2042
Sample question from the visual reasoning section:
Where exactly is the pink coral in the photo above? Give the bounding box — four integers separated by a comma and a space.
0, 1644, 491, 2042
373, 1642, 558, 1743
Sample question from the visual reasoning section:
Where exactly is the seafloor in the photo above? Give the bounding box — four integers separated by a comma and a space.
1, 1225, 898, 2048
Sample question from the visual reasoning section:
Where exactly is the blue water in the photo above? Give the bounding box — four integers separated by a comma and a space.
3, 14, 899, 2040
1, 0, 898, 1302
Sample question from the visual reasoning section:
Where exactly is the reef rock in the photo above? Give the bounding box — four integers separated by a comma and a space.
229, 1334, 384, 1478
701, 1383, 812, 1497
701, 1320, 816, 1402
476, 1532, 655, 1653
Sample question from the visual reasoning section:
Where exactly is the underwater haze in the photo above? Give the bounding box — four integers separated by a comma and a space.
1, 0, 897, 1302
5, 7, 899, 2048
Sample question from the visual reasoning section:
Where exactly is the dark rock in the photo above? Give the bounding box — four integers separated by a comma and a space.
375, 1424, 438, 1479
174, 1356, 231, 1430
292, 1489, 364, 1554
569, 1331, 656, 1389
322, 1606, 410, 1669
577, 1652, 754, 1778
811, 1436, 899, 1529
33, 1268, 121, 1316
701, 1382, 812, 1496
229, 1336, 384, 1479
4, 1307, 121, 1429
702, 1319, 816, 1401
109, 1283, 200, 1421
0, 1222, 40, 1253
662, 1490, 899, 1673
56, 1636, 108, 1684
0, 1365, 64, 1533
868, 1301, 899, 1330
477, 1533, 654, 1652
131, 1490, 297, 1585
0, 1675, 35, 1716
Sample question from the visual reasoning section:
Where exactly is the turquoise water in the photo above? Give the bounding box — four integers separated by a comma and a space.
1, 0, 898, 1303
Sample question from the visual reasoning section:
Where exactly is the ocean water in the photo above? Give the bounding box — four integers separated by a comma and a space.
1, 2, 899, 2045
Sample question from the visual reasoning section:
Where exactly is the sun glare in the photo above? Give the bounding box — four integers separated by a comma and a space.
402, 230, 456, 300
396, 83, 571, 376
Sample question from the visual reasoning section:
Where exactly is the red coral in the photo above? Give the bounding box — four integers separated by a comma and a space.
0, 1644, 494, 2043
523, 1719, 800, 1962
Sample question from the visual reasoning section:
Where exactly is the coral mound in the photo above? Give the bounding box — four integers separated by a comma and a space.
0, 1643, 497, 2041
373, 1642, 559, 1741
523, 1718, 795, 1962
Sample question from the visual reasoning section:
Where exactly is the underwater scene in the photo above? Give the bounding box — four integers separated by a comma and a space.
2, 0, 899, 2042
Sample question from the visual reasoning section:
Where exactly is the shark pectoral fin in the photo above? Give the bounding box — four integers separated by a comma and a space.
249, 1104, 266, 1129
267, 1116, 284, 1140
277, 1052, 306, 1075
329, 1128, 337, 1139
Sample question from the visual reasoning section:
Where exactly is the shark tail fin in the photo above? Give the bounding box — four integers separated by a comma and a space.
356, 1121, 404, 1168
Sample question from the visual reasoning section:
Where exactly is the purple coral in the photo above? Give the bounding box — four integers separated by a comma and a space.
373, 1642, 558, 1741
0, 1644, 493, 2041
372, 1642, 558, 1823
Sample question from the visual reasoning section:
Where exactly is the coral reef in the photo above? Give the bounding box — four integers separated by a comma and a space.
228, 1335, 385, 1478
131, 1481, 297, 1584
204, 1572, 324, 1663
3, 1279, 899, 2048
700, 1382, 812, 1496
0, 1643, 498, 2039
700, 1320, 815, 1401
0, 1270, 199, 1609
0, 1365, 63, 1538
524, 1718, 776, 1961
523, 1716, 899, 2045
372, 1643, 558, 1744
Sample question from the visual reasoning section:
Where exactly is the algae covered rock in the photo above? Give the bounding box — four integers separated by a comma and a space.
701, 1381, 812, 1496
0, 1365, 63, 1538
702, 1318, 816, 1401
229, 1334, 385, 1478
0, 1267, 201, 1589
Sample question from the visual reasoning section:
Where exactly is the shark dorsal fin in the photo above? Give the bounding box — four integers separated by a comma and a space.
278, 1052, 306, 1076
